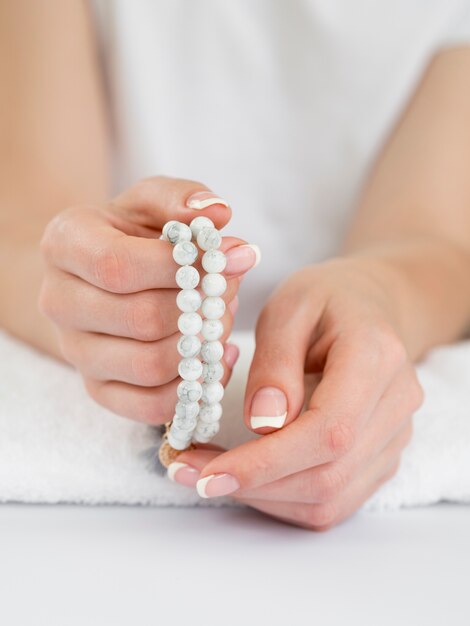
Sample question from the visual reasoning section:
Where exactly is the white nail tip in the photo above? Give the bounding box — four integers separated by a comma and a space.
250, 412, 287, 430
188, 197, 230, 210
196, 474, 215, 498
167, 462, 188, 482
239, 244, 261, 268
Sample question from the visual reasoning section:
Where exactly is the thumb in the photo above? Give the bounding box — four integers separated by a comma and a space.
109, 175, 232, 232
244, 287, 321, 433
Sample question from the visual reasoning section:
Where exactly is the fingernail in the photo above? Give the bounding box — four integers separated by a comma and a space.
224, 342, 239, 369
250, 387, 287, 430
224, 244, 261, 276
167, 462, 200, 487
196, 473, 240, 498
186, 191, 230, 210
228, 295, 239, 315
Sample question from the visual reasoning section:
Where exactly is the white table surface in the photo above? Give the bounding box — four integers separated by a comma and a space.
0, 503, 468, 626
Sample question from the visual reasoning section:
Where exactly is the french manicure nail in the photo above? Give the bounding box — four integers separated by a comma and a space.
224, 244, 261, 276
167, 462, 200, 487
224, 343, 240, 369
186, 191, 230, 210
196, 473, 240, 498
250, 387, 287, 430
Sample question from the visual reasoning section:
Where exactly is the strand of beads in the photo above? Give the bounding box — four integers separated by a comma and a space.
192, 218, 226, 444
162, 220, 203, 452
158, 217, 227, 464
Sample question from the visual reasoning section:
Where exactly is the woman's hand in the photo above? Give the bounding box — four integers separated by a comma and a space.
175, 258, 424, 529
39, 176, 258, 424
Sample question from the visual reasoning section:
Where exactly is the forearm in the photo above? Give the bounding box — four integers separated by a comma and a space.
340, 48, 470, 360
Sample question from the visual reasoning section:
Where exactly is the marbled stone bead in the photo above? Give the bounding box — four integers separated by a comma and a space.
202, 249, 227, 274
177, 312, 203, 335
177, 334, 201, 359
162, 220, 178, 240
194, 420, 220, 440
201, 273, 227, 297
172, 413, 198, 432
201, 340, 224, 364
176, 288, 202, 313
166, 222, 192, 245
202, 319, 224, 341
178, 357, 203, 381
190, 216, 214, 239
175, 400, 200, 420
197, 227, 222, 251
198, 402, 223, 424
201, 296, 226, 320
177, 380, 203, 404
202, 361, 224, 383
201, 381, 224, 405
173, 241, 198, 266
176, 265, 200, 290
168, 431, 191, 450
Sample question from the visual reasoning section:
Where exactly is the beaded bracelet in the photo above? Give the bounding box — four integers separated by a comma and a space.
158, 217, 227, 467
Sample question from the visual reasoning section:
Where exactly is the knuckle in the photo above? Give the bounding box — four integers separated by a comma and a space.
314, 464, 348, 502
93, 243, 128, 292
134, 393, 167, 424
37, 282, 59, 321
410, 378, 424, 411
125, 298, 163, 341
131, 348, 165, 387
384, 460, 401, 482
323, 419, 356, 459
305, 502, 339, 530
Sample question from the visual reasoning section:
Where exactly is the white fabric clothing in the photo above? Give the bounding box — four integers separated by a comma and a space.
90, 0, 470, 326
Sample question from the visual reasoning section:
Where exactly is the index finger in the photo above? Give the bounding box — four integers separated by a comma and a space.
191, 328, 404, 495
42, 207, 246, 293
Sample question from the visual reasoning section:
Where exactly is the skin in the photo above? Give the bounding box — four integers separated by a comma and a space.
2, 2, 470, 528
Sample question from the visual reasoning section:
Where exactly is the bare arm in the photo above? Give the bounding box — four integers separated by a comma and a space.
343, 47, 470, 359
0, 0, 109, 355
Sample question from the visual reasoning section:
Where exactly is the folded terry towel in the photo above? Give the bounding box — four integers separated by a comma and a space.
0, 330, 469, 510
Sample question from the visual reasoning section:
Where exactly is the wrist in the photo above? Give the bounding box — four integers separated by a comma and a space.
341, 236, 470, 359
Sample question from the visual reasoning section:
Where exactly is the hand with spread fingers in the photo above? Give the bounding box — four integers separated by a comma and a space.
39, 176, 259, 424
173, 259, 424, 530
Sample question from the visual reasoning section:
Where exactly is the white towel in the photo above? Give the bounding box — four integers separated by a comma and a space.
0, 329, 469, 510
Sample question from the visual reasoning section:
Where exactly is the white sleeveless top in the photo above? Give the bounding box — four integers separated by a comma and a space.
90, 0, 470, 327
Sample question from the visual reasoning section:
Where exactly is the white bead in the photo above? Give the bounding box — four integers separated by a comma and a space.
168, 432, 191, 450
175, 400, 199, 420
194, 420, 220, 439
201, 381, 224, 405
176, 289, 202, 313
172, 414, 197, 432
178, 357, 203, 381
166, 222, 192, 245
177, 380, 203, 403
202, 319, 224, 341
199, 402, 223, 423
162, 220, 178, 240
176, 265, 200, 290
190, 216, 214, 239
201, 273, 227, 297
201, 296, 226, 320
202, 249, 226, 273
177, 335, 201, 358
197, 227, 222, 251
173, 241, 198, 266
201, 340, 224, 363
203, 361, 224, 383
177, 312, 203, 335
